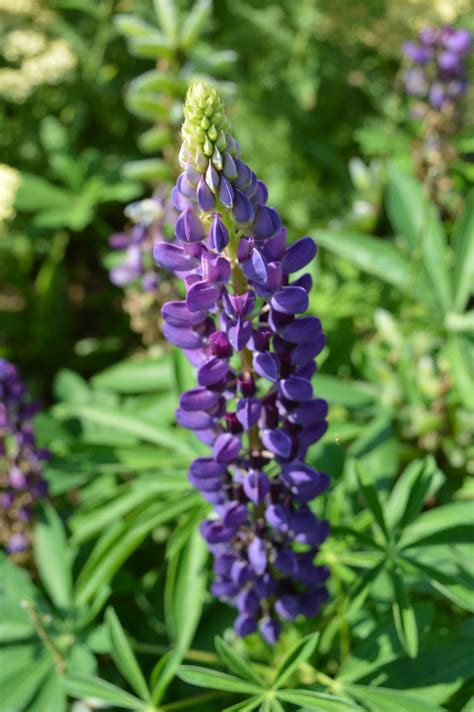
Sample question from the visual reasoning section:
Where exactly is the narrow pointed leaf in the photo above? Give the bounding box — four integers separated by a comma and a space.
347, 684, 445, 711
452, 189, 474, 312
390, 566, 418, 658
273, 634, 319, 689
64, 673, 144, 709
106, 608, 150, 701
215, 637, 265, 686
34, 504, 73, 610
177, 665, 263, 694
277, 689, 362, 711
352, 460, 389, 540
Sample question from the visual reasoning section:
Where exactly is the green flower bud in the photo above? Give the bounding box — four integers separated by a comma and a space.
181, 81, 234, 173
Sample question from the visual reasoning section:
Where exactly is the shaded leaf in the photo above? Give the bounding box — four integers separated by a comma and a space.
273, 634, 319, 689
177, 665, 263, 694
106, 608, 150, 701
64, 673, 144, 709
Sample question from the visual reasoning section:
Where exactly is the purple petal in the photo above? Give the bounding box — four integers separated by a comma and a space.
180, 387, 221, 411
163, 323, 203, 349
253, 204, 281, 240
288, 399, 328, 426
213, 433, 242, 463
271, 286, 309, 315
291, 334, 326, 366
233, 189, 254, 223
282, 237, 317, 274
228, 318, 252, 352
186, 280, 220, 312
259, 616, 280, 644
279, 376, 313, 402
219, 175, 234, 208
236, 397, 262, 431
162, 301, 206, 327
248, 537, 267, 575
261, 429, 292, 458
242, 469, 270, 504
234, 613, 258, 637
201, 254, 231, 284
154, 243, 198, 272
198, 358, 229, 386
283, 316, 322, 344
209, 215, 229, 252
176, 408, 214, 430
243, 249, 268, 284
197, 175, 216, 212
253, 352, 279, 382
175, 207, 206, 243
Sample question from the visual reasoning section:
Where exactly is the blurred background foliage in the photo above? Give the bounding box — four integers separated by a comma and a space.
1, 1, 473, 708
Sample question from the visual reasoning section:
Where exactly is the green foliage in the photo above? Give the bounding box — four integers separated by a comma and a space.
2, 0, 473, 710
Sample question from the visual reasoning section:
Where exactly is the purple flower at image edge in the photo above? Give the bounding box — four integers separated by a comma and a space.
0, 358, 49, 554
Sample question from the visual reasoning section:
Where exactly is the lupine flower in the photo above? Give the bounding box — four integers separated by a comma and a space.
108, 192, 176, 344
155, 82, 330, 643
109, 191, 175, 292
402, 26, 471, 109
0, 359, 49, 555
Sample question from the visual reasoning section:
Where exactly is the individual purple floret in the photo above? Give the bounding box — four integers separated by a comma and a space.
109, 191, 175, 292
402, 26, 471, 109
0, 359, 49, 555
155, 82, 330, 643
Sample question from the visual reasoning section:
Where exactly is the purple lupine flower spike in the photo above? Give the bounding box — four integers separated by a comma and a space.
155, 82, 330, 644
0, 359, 49, 555
402, 26, 471, 110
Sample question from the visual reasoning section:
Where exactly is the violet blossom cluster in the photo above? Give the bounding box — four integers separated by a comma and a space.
154, 83, 330, 643
109, 192, 175, 292
403, 26, 471, 110
0, 359, 49, 554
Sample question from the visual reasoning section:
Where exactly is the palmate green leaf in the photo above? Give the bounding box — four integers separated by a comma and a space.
400, 554, 474, 612
128, 34, 174, 60
55, 403, 194, 454
400, 501, 474, 549
272, 633, 319, 688
33, 504, 74, 610
390, 565, 418, 658
313, 229, 424, 299
153, 0, 178, 42
361, 632, 474, 704
0, 644, 43, 684
385, 457, 444, 534
177, 665, 264, 694
312, 374, 376, 409
452, 189, 474, 312
64, 673, 145, 709
215, 637, 265, 687
223, 697, 263, 712
114, 13, 159, 38
277, 689, 362, 711
91, 355, 173, 393
351, 460, 389, 540
75, 495, 199, 607
153, 528, 208, 704
2, 652, 53, 711
28, 671, 66, 712
181, 0, 212, 49
347, 684, 446, 712
15, 172, 73, 211
385, 163, 451, 313
71, 476, 189, 544
106, 608, 151, 702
